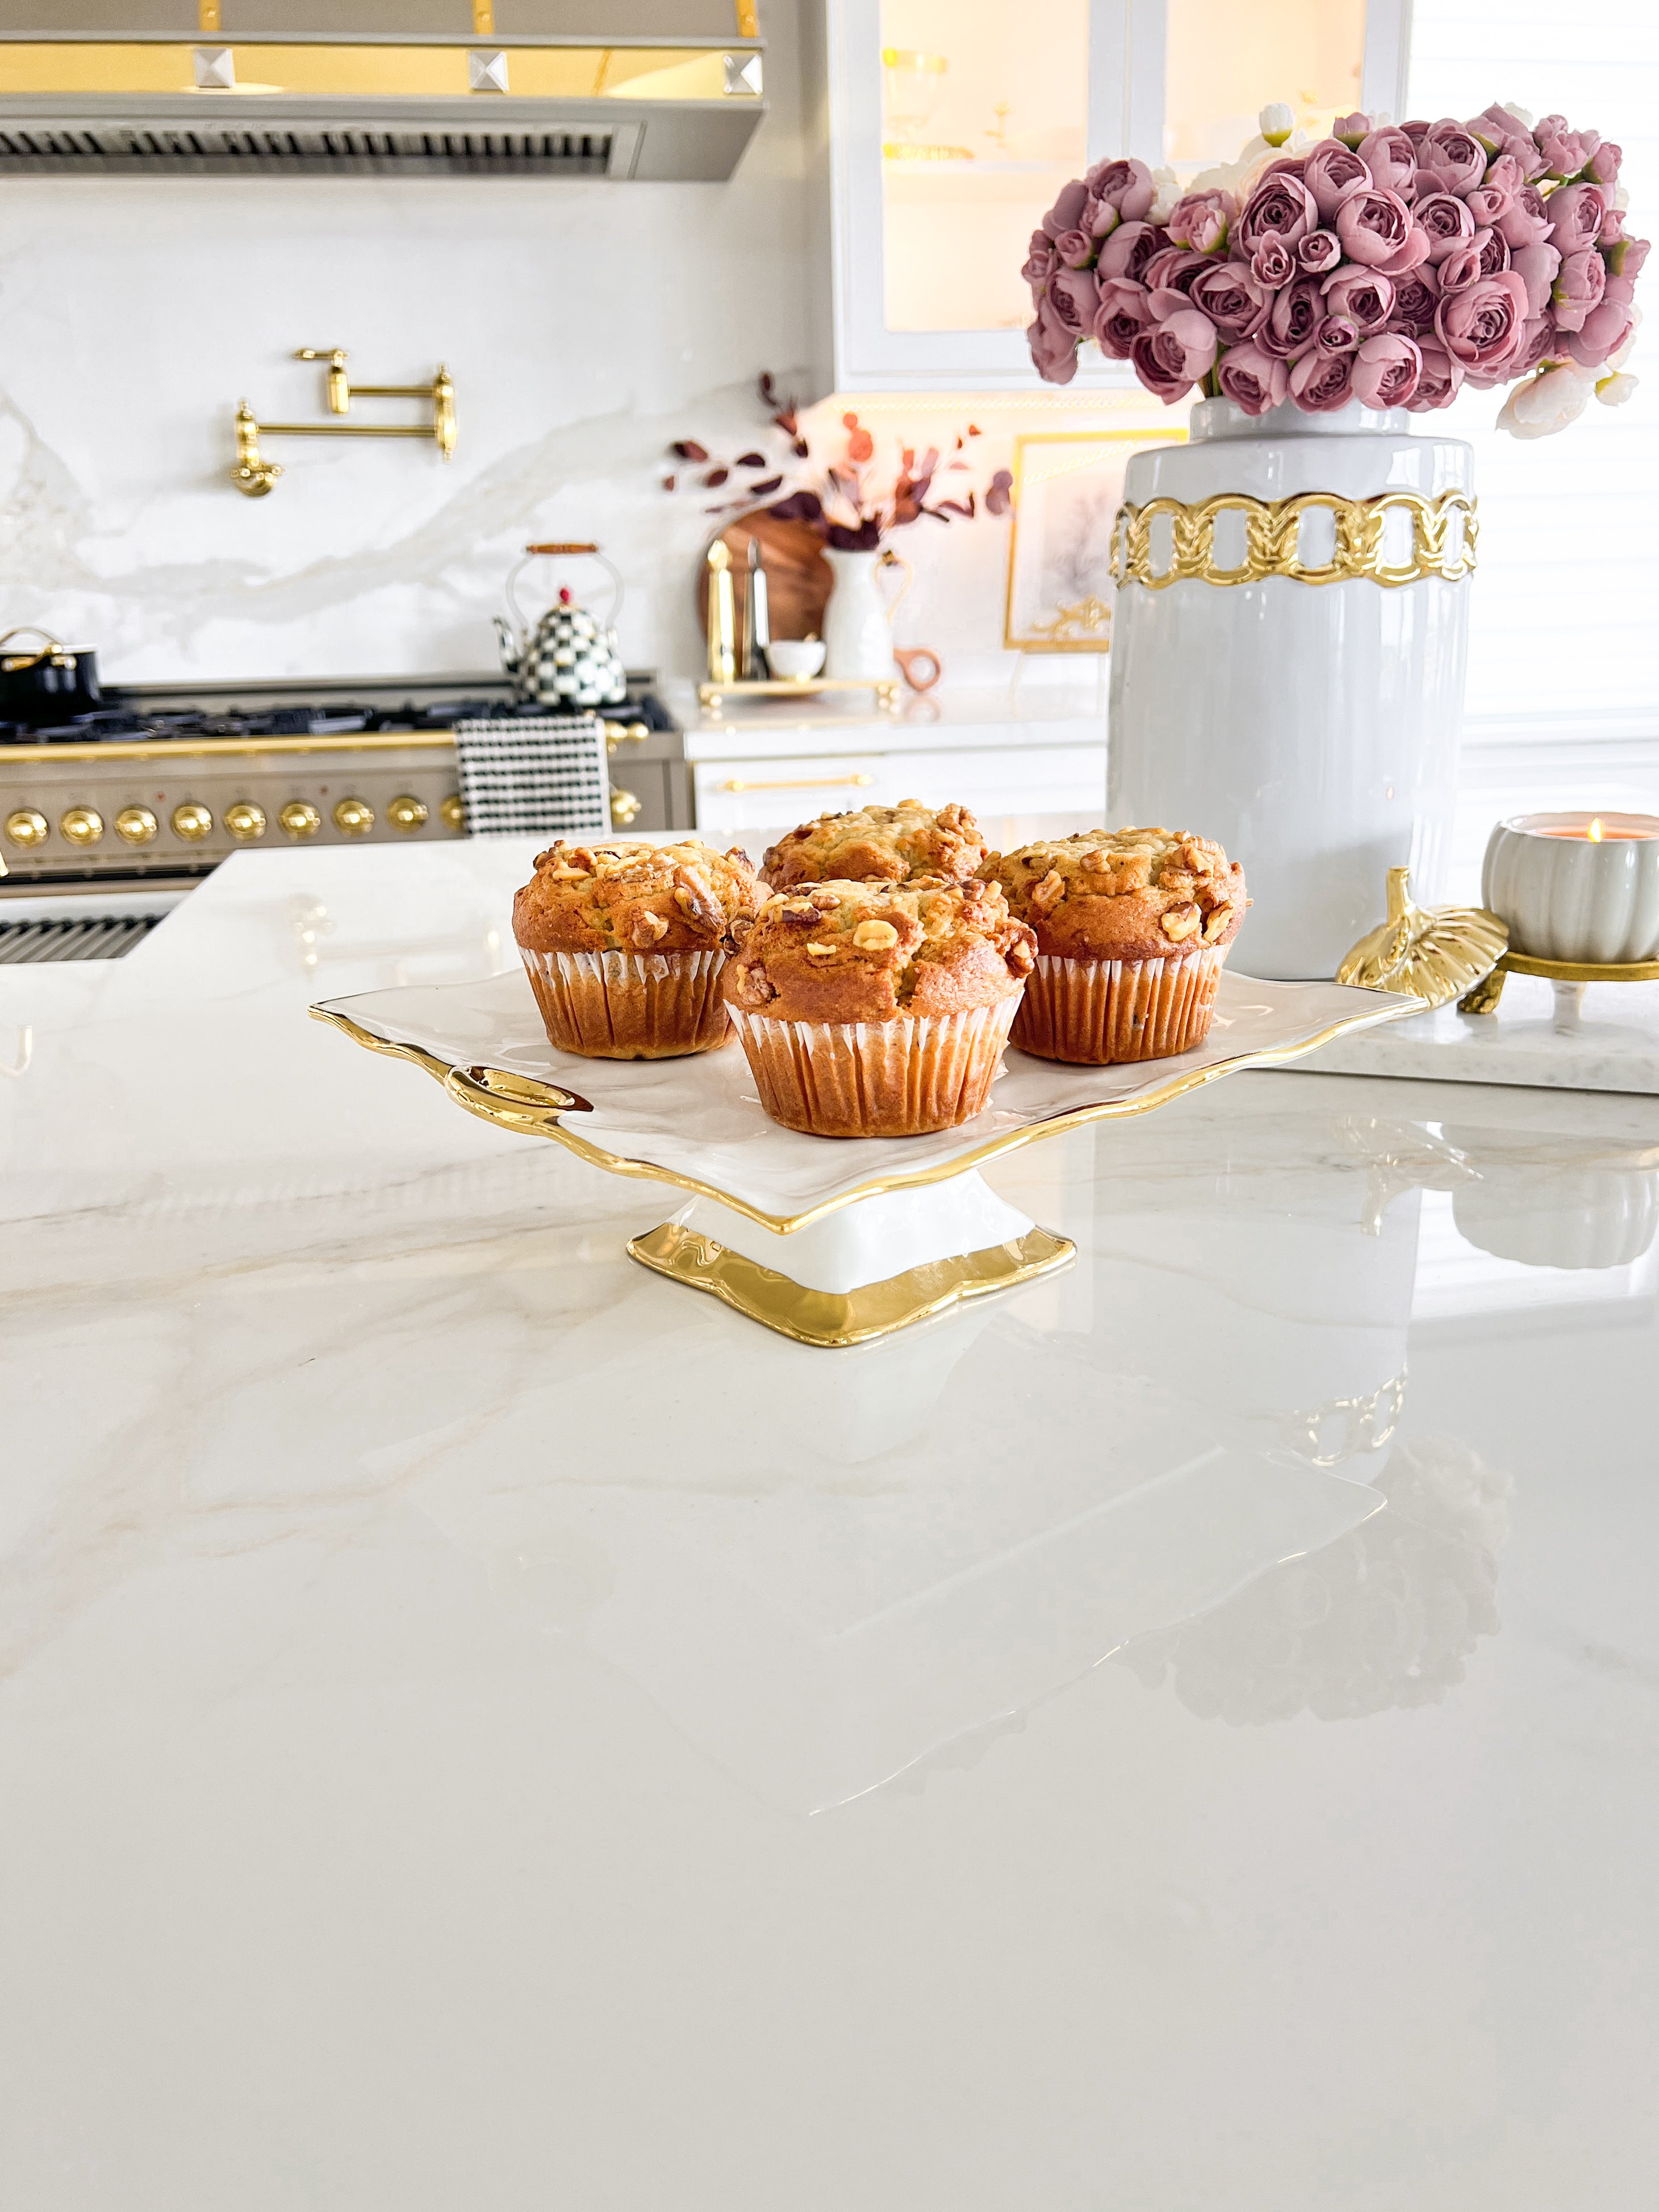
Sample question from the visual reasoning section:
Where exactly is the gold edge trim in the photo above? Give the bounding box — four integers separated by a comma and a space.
1112, 490, 1478, 591
312, 994, 1415, 1238
626, 1223, 1076, 1348
3, 732, 459, 763
1498, 951, 1659, 983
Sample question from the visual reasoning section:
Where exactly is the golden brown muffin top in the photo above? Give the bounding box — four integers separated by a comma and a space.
513, 837, 759, 955
980, 828, 1247, 963
723, 877, 1035, 1024
761, 800, 988, 890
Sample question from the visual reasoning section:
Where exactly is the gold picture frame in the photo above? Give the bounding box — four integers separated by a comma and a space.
1003, 426, 1185, 654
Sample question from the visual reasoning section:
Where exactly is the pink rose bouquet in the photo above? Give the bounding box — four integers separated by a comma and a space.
1022, 102, 1645, 433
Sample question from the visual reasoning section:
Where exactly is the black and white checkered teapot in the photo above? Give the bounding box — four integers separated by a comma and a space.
495, 541, 628, 710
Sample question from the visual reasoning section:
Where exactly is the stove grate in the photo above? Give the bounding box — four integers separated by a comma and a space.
0, 914, 161, 964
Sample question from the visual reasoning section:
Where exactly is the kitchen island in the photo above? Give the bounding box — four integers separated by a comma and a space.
2, 839, 1656, 2211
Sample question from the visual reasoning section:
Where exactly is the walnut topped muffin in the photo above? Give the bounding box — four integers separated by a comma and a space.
980, 827, 1246, 961
513, 837, 758, 956
980, 827, 1249, 1066
761, 800, 988, 891
513, 838, 758, 1059
725, 877, 1035, 1025
722, 879, 1037, 1137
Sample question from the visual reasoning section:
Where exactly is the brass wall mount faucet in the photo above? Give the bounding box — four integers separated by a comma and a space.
232, 349, 456, 496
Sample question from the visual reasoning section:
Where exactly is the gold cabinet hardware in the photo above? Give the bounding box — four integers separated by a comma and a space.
224, 801, 267, 842
5, 808, 48, 848
387, 795, 428, 833
601, 719, 651, 754
172, 802, 213, 842
60, 806, 104, 847
333, 796, 374, 837
279, 800, 321, 839
440, 794, 466, 832
609, 787, 642, 829
233, 350, 457, 497
115, 806, 158, 846
721, 773, 875, 794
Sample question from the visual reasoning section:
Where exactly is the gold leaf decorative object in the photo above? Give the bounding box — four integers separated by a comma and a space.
1337, 867, 1508, 1010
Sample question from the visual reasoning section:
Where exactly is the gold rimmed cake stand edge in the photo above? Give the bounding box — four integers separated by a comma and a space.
309, 994, 1410, 1239
627, 1222, 1075, 1349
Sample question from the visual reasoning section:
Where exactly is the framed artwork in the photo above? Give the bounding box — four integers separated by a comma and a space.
1003, 428, 1185, 653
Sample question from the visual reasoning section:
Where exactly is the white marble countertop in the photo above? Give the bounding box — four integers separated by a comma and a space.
3, 840, 1657, 2211
668, 674, 1109, 759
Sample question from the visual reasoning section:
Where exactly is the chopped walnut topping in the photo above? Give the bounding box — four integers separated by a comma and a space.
808, 887, 842, 910
1161, 902, 1201, 942
631, 911, 670, 947
806, 940, 837, 959
852, 919, 900, 951
1030, 869, 1067, 918
1202, 903, 1233, 943
1005, 938, 1036, 976
783, 898, 817, 918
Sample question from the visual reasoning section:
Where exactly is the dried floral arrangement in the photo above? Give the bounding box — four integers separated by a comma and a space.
667, 374, 1013, 547
1022, 101, 1645, 435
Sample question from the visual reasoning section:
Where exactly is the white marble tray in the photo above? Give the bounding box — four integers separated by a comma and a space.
1303, 970, 1659, 1095
312, 964, 1413, 1231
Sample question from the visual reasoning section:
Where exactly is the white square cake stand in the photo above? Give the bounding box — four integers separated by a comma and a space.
312, 968, 1413, 1348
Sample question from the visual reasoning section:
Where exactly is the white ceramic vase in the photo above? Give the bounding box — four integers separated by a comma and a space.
1108, 398, 1476, 980
822, 547, 897, 680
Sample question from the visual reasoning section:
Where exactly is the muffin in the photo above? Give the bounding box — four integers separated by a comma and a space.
513, 838, 759, 1059
722, 877, 1037, 1138
761, 799, 988, 891
980, 828, 1247, 1065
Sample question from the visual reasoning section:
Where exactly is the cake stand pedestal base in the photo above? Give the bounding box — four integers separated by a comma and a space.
627, 1172, 1075, 1348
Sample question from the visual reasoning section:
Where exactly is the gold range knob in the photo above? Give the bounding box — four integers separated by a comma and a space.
224, 801, 267, 842
387, 794, 428, 834
333, 796, 374, 837
279, 800, 320, 840
60, 806, 105, 847
5, 808, 48, 848
609, 787, 642, 828
601, 719, 650, 754
172, 802, 213, 842
115, 806, 158, 846
439, 793, 465, 833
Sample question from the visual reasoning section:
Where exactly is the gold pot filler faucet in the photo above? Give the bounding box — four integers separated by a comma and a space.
233, 349, 457, 496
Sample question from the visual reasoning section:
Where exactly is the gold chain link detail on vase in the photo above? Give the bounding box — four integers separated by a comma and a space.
1111, 489, 1478, 590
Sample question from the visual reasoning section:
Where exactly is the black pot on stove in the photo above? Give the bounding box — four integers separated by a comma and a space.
0, 629, 105, 726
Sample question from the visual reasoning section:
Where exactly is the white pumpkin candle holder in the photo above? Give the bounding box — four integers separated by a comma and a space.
1463, 813, 1659, 1025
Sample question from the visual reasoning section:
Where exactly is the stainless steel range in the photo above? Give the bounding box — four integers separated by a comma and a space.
0, 670, 689, 900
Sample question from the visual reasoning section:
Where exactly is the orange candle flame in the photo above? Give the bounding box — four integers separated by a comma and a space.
1589, 817, 1604, 842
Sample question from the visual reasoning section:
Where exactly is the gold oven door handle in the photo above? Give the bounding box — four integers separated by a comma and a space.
721, 773, 875, 795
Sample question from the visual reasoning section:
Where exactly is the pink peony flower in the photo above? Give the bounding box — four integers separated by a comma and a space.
1551, 248, 1607, 332
1547, 182, 1607, 253
1260, 276, 1326, 359
1358, 127, 1419, 198
1401, 119, 1432, 148
1297, 227, 1343, 274
1041, 179, 1089, 241
1566, 297, 1636, 367
1389, 264, 1441, 334
1093, 278, 1154, 359
1336, 189, 1430, 275
1313, 313, 1360, 357
1608, 235, 1650, 281
1249, 236, 1297, 287
1084, 157, 1157, 223
1147, 306, 1219, 379
1495, 185, 1552, 249
1511, 239, 1562, 315
1216, 342, 1289, 415
1188, 260, 1272, 339
1054, 228, 1096, 269
1142, 245, 1214, 295
1288, 350, 1357, 411
1165, 189, 1234, 254
1533, 115, 1600, 181
1435, 269, 1531, 375
1020, 230, 1056, 286
1096, 220, 1163, 283
1416, 121, 1488, 195
1513, 315, 1557, 375
1029, 299, 1079, 383
1081, 194, 1121, 241
1414, 192, 1476, 264
1236, 171, 1319, 253
1476, 228, 1511, 277
1437, 239, 1487, 295
1466, 104, 1549, 181
1587, 142, 1622, 187
1129, 330, 1196, 402
1352, 331, 1423, 407
1322, 266, 1395, 329
1465, 179, 1513, 228
1412, 337, 1465, 409
1047, 266, 1101, 333
1303, 137, 1373, 222
1334, 112, 1372, 150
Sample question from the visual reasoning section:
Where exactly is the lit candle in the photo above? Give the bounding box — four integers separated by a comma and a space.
1483, 812, 1659, 964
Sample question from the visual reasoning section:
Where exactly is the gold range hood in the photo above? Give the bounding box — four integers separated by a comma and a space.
0, 2, 764, 179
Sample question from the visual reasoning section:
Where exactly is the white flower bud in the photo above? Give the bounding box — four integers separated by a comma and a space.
1595, 371, 1638, 407
1500, 101, 1536, 129
1497, 363, 1594, 440
1258, 102, 1294, 146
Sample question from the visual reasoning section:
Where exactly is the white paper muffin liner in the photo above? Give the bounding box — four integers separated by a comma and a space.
729, 994, 1019, 1138
1012, 946, 1227, 1064
520, 946, 729, 1059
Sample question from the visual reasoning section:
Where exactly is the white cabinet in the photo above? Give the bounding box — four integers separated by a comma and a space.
805, 0, 1410, 395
